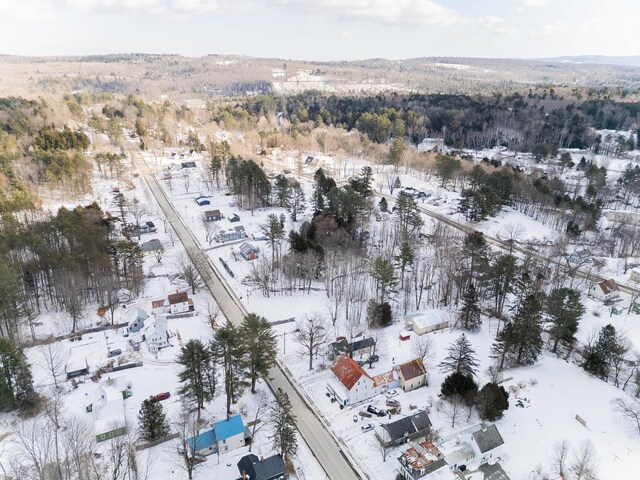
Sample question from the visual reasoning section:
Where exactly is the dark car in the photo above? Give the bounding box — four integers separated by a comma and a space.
107, 349, 122, 358
367, 405, 386, 417
150, 392, 171, 402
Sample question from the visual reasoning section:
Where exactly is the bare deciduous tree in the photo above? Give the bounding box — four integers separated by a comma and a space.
412, 334, 435, 363
439, 396, 465, 428
39, 343, 66, 389
153, 247, 165, 264
296, 313, 328, 371
550, 440, 570, 478
613, 398, 640, 435
248, 390, 270, 452
175, 254, 203, 294
571, 440, 598, 480
174, 403, 202, 480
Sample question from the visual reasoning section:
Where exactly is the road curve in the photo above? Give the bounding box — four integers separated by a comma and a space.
130, 151, 361, 480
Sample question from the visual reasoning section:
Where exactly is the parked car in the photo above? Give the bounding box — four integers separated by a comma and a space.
367, 405, 385, 417
386, 398, 400, 408
367, 354, 380, 364
150, 392, 171, 402
352, 414, 359, 423
107, 349, 122, 358
385, 389, 400, 398
361, 423, 374, 432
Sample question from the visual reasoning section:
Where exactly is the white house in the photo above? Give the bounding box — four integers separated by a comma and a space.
588, 279, 620, 302
396, 358, 427, 392
142, 316, 170, 353
151, 291, 194, 316
404, 310, 450, 335
437, 423, 505, 470
326, 354, 380, 406
87, 376, 132, 443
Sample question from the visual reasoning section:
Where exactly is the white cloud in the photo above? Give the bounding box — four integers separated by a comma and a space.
520, 0, 550, 6
53, 0, 250, 15
278, 0, 461, 26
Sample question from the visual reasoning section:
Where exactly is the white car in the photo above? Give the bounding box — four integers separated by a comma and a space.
385, 389, 400, 398
361, 423, 374, 432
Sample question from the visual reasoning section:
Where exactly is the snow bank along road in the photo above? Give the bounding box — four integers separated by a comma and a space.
130, 150, 361, 480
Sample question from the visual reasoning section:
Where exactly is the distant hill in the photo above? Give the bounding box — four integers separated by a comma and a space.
540, 55, 640, 68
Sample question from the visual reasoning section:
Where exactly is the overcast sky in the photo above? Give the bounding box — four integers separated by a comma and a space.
0, 0, 638, 60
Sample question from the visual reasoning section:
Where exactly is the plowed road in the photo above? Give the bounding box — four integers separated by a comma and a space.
131, 151, 361, 480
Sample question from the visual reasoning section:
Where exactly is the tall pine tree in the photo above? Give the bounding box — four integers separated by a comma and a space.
439, 334, 480, 377
545, 288, 584, 353
176, 340, 212, 420
511, 294, 544, 366
269, 387, 298, 461
459, 283, 482, 332
240, 313, 277, 394
214, 324, 249, 418
0, 338, 37, 413
138, 399, 170, 441
583, 324, 621, 380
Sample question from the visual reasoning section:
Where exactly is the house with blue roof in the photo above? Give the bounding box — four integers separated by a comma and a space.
188, 414, 248, 456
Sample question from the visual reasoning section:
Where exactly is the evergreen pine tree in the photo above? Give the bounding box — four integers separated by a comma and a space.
261, 214, 285, 265
176, 340, 212, 420
459, 283, 482, 332
394, 191, 423, 238
439, 334, 480, 377
545, 288, 585, 353
240, 313, 277, 394
395, 242, 414, 290
286, 182, 306, 222
476, 382, 510, 421
273, 174, 291, 207
462, 231, 489, 284
0, 338, 38, 413
269, 387, 298, 461
440, 372, 478, 405
490, 321, 517, 370
138, 399, 170, 441
214, 324, 249, 418
511, 294, 544, 366
583, 324, 620, 380
488, 254, 518, 320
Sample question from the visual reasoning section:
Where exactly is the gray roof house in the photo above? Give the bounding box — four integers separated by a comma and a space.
471, 424, 505, 454
140, 238, 163, 254
237, 453, 285, 480
328, 337, 376, 360
377, 411, 432, 447
239, 242, 259, 261
568, 249, 592, 265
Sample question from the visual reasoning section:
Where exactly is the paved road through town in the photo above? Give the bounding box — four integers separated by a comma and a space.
130, 151, 361, 480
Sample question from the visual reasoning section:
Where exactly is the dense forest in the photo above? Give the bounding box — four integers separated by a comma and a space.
0, 203, 145, 340
214, 92, 640, 154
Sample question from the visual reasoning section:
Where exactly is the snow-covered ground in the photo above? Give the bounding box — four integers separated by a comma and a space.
0, 150, 324, 480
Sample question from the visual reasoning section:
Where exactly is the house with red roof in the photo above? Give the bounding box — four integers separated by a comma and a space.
326, 354, 381, 406
395, 358, 427, 392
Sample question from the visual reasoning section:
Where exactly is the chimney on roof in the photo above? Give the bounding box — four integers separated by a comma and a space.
260, 455, 264, 462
